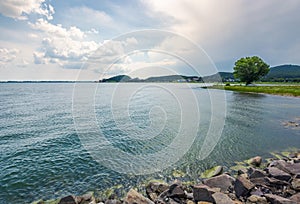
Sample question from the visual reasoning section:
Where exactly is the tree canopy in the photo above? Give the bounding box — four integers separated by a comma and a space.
233, 56, 270, 85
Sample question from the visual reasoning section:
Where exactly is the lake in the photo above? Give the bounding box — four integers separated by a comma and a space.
0, 83, 299, 203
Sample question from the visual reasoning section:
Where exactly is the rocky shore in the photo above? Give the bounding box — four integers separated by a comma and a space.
33, 150, 300, 204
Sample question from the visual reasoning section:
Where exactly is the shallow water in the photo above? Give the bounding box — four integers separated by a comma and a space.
0, 83, 299, 203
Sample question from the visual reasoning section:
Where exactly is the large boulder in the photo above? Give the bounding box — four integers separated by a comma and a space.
234, 176, 255, 198
203, 174, 235, 192
267, 167, 292, 182
270, 160, 300, 175
125, 189, 154, 204
193, 185, 215, 203
264, 194, 296, 204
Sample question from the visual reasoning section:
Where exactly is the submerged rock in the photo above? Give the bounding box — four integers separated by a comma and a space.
200, 166, 223, 178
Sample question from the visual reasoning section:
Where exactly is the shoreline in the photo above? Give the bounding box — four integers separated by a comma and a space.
209, 85, 300, 98
32, 149, 300, 204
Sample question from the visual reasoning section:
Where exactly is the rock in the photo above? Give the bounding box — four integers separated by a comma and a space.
290, 192, 300, 203
125, 189, 154, 204
146, 181, 169, 201
250, 188, 264, 197
234, 176, 255, 198
76, 192, 96, 204
267, 167, 292, 182
291, 175, 300, 191
264, 193, 296, 204
59, 195, 77, 204
193, 185, 215, 203
168, 183, 186, 198
247, 195, 268, 204
200, 166, 223, 178
197, 202, 213, 204
203, 174, 235, 192
249, 156, 262, 167
249, 168, 267, 179
212, 192, 235, 204
250, 177, 269, 187
265, 177, 290, 187
270, 160, 300, 175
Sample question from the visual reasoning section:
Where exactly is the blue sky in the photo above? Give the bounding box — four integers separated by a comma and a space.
0, 0, 300, 80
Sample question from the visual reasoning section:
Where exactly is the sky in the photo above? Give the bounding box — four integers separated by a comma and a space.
0, 0, 300, 81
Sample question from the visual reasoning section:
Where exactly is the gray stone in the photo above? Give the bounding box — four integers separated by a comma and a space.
203, 174, 235, 192
264, 193, 296, 204
193, 185, 215, 203
267, 167, 292, 182
212, 192, 235, 204
234, 176, 255, 198
125, 189, 154, 204
59, 195, 77, 204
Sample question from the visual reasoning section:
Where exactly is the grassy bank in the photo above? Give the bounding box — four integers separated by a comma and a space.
211, 85, 300, 97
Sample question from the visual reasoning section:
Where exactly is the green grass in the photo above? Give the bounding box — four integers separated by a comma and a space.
211, 85, 300, 97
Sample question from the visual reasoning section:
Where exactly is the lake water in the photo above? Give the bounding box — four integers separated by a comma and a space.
0, 83, 299, 203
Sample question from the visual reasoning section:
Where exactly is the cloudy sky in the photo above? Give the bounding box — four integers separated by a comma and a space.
0, 0, 299, 81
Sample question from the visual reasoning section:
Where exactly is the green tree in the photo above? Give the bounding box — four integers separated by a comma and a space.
233, 56, 270, 85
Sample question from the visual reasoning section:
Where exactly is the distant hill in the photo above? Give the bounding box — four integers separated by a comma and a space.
99, 74, 202, 83
100, 75, 131, 82
263, 65, 300, 82
99, 64, 300, 83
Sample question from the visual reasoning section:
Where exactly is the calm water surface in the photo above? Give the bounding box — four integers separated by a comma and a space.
0, 83, 299, 203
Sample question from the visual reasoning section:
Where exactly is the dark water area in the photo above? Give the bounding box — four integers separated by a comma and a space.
0, 83, 299, 203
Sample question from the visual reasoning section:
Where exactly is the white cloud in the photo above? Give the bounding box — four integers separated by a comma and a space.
0, 0, 55, 20
30, 19, 100, 68
143, 0, 300, 69
0, 48, 20, 67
